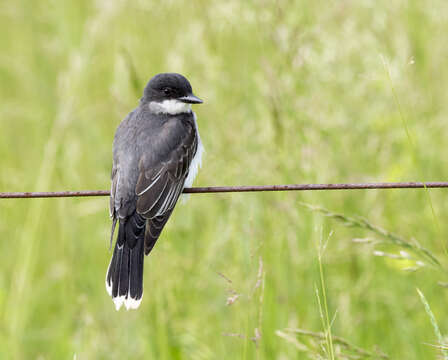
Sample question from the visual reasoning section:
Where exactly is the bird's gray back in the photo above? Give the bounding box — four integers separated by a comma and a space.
111, 105, 197, 218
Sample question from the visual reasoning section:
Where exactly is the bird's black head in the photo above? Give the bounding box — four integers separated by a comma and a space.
142, 73, 203, 105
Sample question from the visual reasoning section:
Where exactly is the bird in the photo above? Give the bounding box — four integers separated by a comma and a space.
106, 73, 204, 310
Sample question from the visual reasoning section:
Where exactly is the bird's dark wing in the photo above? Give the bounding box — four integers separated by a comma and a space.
143, 210, 174, 255
109, 167, 118, 218
109, 167, 119, 247
110, 109, 139, 221
134, 116, 197, 253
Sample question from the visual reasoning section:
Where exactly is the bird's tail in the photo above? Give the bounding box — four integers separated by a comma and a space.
106, 212, 146, 310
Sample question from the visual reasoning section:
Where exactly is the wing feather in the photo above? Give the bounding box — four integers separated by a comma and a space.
109, 168, 118, 217
137, 174, 170, 216
136, 171, 163, 196
135, 115, 197, 220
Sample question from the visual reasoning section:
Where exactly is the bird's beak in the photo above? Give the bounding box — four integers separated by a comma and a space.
178, 94, 203, 104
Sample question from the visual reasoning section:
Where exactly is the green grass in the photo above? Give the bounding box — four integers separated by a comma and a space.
417, 288, 448, 359
1, 0, 448, 358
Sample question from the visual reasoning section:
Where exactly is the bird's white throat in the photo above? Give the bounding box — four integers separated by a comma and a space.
149, 99, 192, 115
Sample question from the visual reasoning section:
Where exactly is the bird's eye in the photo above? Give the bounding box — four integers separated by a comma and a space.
162, 87, 171, 95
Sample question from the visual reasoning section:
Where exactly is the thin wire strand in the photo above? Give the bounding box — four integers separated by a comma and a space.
1, 182, 448, 198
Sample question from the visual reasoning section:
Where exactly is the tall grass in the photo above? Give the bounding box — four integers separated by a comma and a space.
416, 288, 448, 360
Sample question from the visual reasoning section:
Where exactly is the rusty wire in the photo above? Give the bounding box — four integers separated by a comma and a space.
1, 181, 448, 199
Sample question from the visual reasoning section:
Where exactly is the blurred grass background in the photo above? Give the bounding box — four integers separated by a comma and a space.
1, 0, 448, 358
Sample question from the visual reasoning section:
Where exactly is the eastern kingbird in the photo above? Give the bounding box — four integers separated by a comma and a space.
106, 73, 204, 310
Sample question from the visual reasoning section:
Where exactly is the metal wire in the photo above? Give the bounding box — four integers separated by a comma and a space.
1, 182, 448, 199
